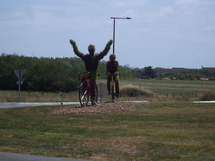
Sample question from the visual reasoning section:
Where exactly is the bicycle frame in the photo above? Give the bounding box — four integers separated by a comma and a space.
78, 72, 90, 106
110, 74, 116, 93
81, 74, 90, 95
78, 72, 98, 106
109, 74, 116, 102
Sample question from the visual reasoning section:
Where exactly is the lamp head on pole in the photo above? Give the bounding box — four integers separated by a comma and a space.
111, 17, 132, 20
110, 16, 131, 55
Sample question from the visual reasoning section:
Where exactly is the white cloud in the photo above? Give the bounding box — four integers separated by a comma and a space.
159, 7, 173, 17
0, 4, 34, 20
110, 0, 148, 8
175, 0, 200, 13
205, 25, 215, 31
1, 0, 215, 68
175, 0, 199, 5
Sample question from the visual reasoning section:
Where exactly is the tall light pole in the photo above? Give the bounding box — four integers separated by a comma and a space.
110, 17, 131, 55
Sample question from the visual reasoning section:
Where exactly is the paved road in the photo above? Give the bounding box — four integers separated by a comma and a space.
0, 101, 150, 109
0, 152, 91, 161
1, 100, 214, 109
0, 102, 80, 109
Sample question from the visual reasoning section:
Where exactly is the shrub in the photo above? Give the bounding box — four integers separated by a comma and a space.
200, 90, 215, 101
120, 84, 154, 97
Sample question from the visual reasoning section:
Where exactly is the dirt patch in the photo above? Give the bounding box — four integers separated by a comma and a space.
49, 102, 144, 115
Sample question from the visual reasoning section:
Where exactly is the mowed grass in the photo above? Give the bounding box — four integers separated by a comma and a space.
1, 103, 215, 160
0, 90, 79, 102
100, 79, 215, 99
117, 79, 215, 96
1, 79, 215, 102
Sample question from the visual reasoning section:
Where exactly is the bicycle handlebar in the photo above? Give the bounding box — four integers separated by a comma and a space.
78, 72, 90, 80
107, 73, 118, 76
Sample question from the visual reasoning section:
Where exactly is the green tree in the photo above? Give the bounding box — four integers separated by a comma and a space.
132, 68, 144, 78
143, 66, 156, 79
120, 65, 133, 78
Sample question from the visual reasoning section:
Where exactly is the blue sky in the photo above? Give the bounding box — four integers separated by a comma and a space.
1, 0, 215, 69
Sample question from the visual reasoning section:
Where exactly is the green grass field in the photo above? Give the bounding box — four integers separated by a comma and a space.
1, 79, 215, 102
1, 79, 215, 160
117, 79, 215, 95
0, 102, 215, 160
100, 79, 215, 100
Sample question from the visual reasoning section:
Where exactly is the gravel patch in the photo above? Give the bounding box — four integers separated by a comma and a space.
49, 102, 144, 115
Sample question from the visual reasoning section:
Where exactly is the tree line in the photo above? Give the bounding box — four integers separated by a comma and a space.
1, 53, 215, 92
156, 69, 215, 80
0, 53, 137, 92
133, 66, 215, 80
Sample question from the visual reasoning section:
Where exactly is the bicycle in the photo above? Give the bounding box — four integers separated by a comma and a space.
78, 72, 98, 106
108, 73, 117, 102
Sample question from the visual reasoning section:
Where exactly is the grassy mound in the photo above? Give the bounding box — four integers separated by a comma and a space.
200, 90, 215, 101
120, 84, 154, 97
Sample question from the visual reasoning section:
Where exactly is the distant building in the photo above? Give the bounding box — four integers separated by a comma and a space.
152, 66, 215, 75
153, 67, 190, 75
142, 66, 215, 75
201, 67, 215, 70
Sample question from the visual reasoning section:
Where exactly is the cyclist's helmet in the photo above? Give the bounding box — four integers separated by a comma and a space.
109, 54, 116, 61
88, 44, 95, 55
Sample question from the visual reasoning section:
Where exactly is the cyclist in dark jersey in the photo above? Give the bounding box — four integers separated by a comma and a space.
70, 39, 112, 104
106, 54, 119, 97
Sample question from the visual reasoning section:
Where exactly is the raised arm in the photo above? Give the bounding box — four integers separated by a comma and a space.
69, 39, 82, 57
100, 40, 113, 57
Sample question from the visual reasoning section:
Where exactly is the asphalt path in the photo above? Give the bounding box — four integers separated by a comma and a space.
0, 152, 91, 161
2, 100, 215, 109
0, 102, 80, 109
0, 101, 150, 109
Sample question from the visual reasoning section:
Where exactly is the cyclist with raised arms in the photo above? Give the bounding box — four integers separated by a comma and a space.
70, 39, 112, 105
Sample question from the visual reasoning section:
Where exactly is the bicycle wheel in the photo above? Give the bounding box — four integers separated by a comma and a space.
79, 83, 89, 106
111, 82, 115, 102
95, 84, 98, 103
